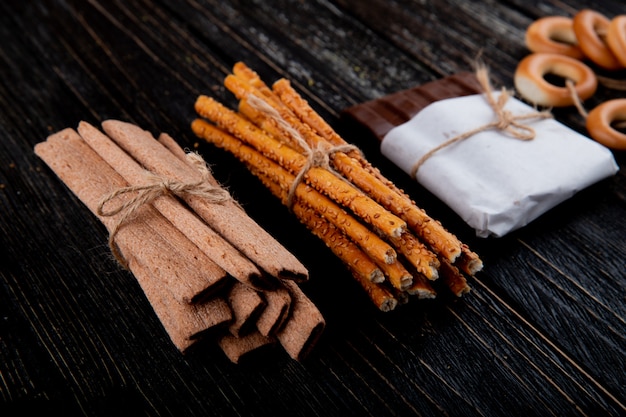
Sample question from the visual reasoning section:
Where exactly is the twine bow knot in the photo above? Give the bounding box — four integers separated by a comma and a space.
97, 152, 231, 267
409, 65, 553, 178
246, 93, 361, 209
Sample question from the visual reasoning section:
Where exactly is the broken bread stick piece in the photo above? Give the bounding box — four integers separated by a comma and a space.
276, 281, 325, 361
34, 129, 233, 352
218, 331, 275, 364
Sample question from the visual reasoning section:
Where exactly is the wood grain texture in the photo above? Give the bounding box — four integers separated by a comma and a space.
1, 0, 624, 416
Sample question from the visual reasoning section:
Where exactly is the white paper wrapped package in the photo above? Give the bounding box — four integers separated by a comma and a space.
380, 93, 619, 237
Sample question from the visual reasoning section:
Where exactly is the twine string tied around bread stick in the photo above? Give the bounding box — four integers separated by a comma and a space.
97, 152, 231, 267
410, 65, 553, 178
246, 93, 361, 210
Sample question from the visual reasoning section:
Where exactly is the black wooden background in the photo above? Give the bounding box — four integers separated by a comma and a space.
1, 1, 625, 416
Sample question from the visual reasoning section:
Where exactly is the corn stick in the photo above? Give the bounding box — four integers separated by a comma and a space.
217, 331, 275, 364
194, 95, 407, 239
348, 270, 398, 312
440, 259, 471, 297
191, 118, 397, 267
229, 71, 467, 265
387, 231, 440, 280
101, 119, 309, 283
272, 76, 478, 265
250, 166, 384, 283
36, 128, 230, 304
157, 132, 189, 160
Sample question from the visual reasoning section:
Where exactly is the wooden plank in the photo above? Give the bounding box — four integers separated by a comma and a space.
0, 0, 624, 416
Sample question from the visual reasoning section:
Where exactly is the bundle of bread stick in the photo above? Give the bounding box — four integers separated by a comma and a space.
35, 120, 325, 363
192, 62, 483, 311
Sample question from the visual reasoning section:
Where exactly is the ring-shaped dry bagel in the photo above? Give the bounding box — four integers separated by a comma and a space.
586, 99, 626, 150
607, 15, 626, 67
514, 52, 598, 107
573, 9, 622, 70
525, 16, 585, 59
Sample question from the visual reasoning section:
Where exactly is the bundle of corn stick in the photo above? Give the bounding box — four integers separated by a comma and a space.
192, 62, 483, 312
35, 120, 325, 363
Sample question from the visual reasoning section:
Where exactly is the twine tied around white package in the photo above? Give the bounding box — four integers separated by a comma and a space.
409, 66, 552, 178
381, 67, 619, 237
97, 152, 231, 267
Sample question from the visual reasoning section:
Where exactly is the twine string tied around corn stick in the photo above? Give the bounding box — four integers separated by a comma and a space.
410, 65, 553, 178
246, 94, 361, 210
97, 152, 231, 267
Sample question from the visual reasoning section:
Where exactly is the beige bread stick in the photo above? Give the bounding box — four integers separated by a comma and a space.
276, 280, 325, 361
101, 120, 309, 283
34, 129, 233, 352
255, 284, 292, 336
157, 132, 189, 161
191, 119, 397, 267
226, 282, 266, 337
194, 96, 407, 240
131, 258, 232, 352
77, 121, 267, 290
218, 330, 276, 364
35, 128, 229, 304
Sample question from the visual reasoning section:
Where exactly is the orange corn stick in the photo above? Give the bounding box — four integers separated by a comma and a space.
403, 273, 437, 299
349, 270, 398, 312
194, 95, 407, 239
191, 119, 397, 267
232, 71, 469, 265
249, 164, 412, 291
272, 74, 486, 271
439, 259, 471, 297
387, 231, 440, 280
253, 167, 384, 284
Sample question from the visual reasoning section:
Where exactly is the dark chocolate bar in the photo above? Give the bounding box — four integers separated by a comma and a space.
342, 72, 481, 142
